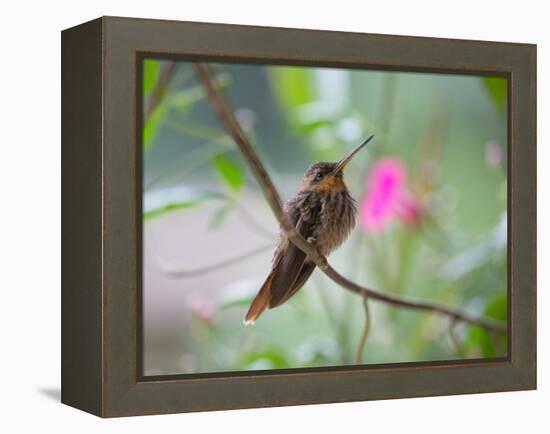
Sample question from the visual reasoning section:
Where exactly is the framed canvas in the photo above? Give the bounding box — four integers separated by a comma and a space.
61, 16, 537, 417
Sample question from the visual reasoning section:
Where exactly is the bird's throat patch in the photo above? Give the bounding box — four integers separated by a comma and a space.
315, 175, 345, 193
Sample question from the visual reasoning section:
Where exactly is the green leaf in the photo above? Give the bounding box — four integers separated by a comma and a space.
143, 104, 166, 152
270, 67, 315, 108
239, 350, 289, 370
268, 67, 315, 132
212, 155, 245, 192
484, 293, 508, 321
142, 60, 169, 152
464, 293, 507, 357
143, 59, 160, 96
482, 77, 507, 111
143, 187, 222, 220
143, 200, 202, 220
465, 325, 495, 357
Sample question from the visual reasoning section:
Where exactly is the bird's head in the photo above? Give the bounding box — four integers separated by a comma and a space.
301, 134, 374, 193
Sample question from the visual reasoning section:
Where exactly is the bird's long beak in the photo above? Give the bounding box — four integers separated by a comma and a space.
333, 134, 375, 174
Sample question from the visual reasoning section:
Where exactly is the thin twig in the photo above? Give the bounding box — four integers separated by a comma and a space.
144, 61, 177, 123
144, 141, 226, 191
193, 62, 507, 336
237, 203, 278, 240
355, 295, 371, 364
448, 318, 465, 357
152, 243, 273, 278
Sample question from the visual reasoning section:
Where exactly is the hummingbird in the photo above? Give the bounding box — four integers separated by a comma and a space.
244, 134, 374, 325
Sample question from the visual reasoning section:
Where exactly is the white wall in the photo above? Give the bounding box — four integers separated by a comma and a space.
1, 1, 546, 432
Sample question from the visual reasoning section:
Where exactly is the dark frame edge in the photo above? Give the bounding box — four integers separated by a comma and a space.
61, 17, 105, 417
103, 359, 530, 417
509, 42, 537, 391
103, 14, 537, 48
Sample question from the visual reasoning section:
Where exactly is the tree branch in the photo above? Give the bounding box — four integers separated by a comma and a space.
192, 62, 506, 335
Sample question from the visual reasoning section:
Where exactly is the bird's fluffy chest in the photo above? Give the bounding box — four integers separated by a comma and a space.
315, 191, 357, 255
284, 190, 356, 257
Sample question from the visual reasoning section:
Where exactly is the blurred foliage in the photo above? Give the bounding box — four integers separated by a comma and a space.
483, 77, 507, 111
143, 103, 166, 152
239, 350, 289, 370
143, 187, 223, 220
269, 67, 315, 132
465, 294, 508, 357
142, 59, 232, 153
141, 59, 508, 375
212, 155, 245, 193
207, 204, 234, 230
143, 59, 161, 151
143, 59, 160, 94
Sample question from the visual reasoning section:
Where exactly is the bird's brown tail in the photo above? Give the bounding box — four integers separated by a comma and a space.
244, 271, 274, 325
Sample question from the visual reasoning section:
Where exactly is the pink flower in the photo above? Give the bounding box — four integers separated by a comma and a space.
395, 192, 423, 227
190, 298, 217, 325
359, 158, 422, 233
485, 141, 502, 169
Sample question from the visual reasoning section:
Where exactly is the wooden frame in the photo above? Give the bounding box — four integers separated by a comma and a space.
61, 16, 537, 417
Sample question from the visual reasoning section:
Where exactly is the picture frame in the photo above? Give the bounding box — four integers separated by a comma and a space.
61, 16, 536, 417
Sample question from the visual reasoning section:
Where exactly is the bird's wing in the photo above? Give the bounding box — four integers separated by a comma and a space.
268, 215, 315, 308
270, 261, 316, 307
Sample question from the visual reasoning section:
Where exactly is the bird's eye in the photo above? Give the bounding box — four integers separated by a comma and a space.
315, 172, 324, 181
